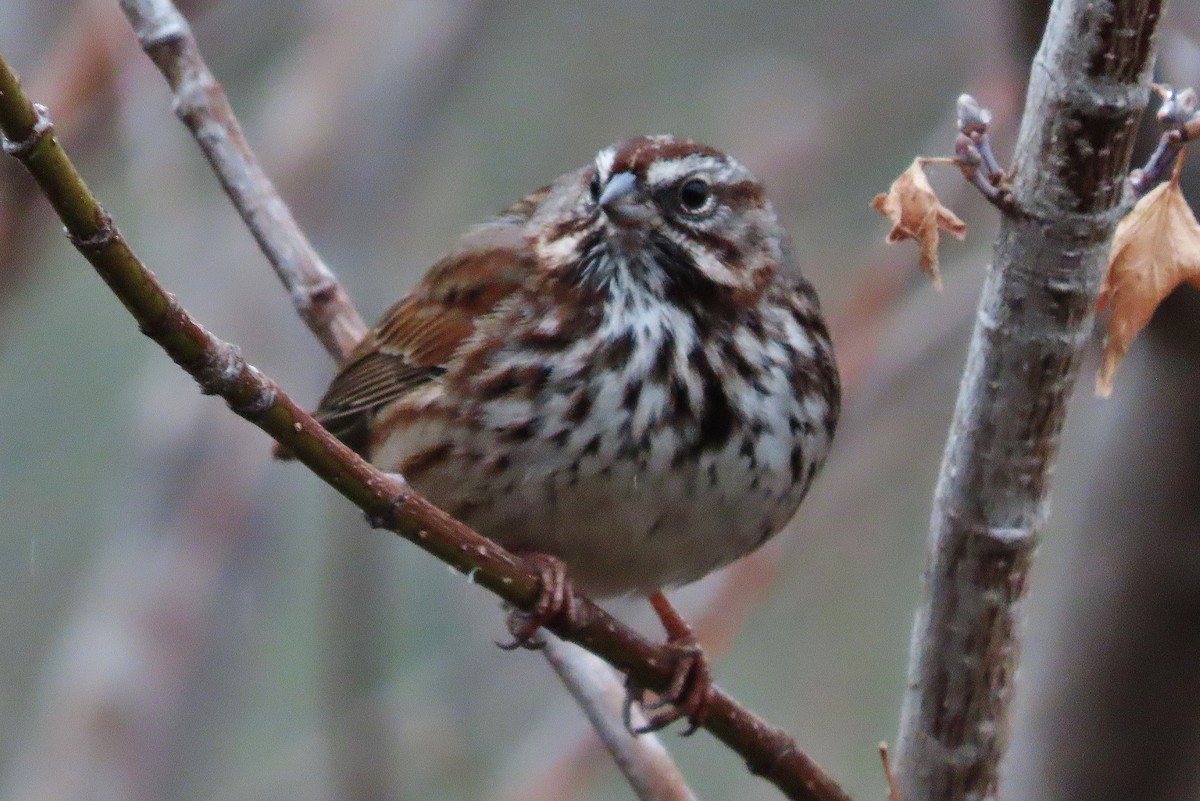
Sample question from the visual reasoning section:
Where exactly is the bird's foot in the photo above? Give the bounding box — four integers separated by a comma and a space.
623, 591, 713, 736
497, 553, 575, 650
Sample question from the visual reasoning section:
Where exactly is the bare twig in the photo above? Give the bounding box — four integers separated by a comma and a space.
541, 636, 698, 801
878, 743, 900, 801
0, 55, 852, 801
1128, 83, 1200, 196
953, 94, 1016, 209
893, 2, 1166, 800
117, 0, 366, 361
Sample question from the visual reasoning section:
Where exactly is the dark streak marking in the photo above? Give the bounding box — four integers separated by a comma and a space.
622, 378, 643, 412
790, 445, 804, 484
669, 377, 693, 425
499, 419, 538, 443
565, 389, 594, 425
600, 330, 635, 370
650, 329, 675, 384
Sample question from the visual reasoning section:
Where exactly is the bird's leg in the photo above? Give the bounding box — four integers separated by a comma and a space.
623, 590, 713, 736
497, 552, 575, 650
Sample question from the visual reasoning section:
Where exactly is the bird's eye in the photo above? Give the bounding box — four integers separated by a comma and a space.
677, 178, 712, 213
588, 173, 602, 202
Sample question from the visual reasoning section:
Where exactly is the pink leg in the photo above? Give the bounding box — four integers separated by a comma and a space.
625, 591, 713, 736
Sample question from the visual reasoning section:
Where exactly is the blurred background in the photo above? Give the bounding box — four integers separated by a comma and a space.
1, 1, 1199, 800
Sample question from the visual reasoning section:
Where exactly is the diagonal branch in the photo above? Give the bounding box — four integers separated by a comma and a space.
0, 53, 851, 801
894, 1, 1166, 800
117, 0, 366, 361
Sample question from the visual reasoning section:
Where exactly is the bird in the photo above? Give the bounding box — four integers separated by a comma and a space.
301, 135, 840, 731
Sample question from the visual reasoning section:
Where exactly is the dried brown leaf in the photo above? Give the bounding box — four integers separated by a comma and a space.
1096, 178, 1200, 396
872, 158, 967, 290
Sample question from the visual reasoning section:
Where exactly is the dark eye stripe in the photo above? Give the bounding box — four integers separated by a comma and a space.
660, 217, 739, 266
722, 180, 765, 209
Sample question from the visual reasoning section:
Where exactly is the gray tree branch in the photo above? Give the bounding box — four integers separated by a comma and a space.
118, 0, 366, 360
894, 1, 1167, 799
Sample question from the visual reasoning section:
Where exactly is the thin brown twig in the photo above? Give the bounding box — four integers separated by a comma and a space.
0, 54, 853, 801
878, 743, 900, 801
117, 0, 366, 361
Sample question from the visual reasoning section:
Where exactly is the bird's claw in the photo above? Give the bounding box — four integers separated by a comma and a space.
497, 553, 574, 650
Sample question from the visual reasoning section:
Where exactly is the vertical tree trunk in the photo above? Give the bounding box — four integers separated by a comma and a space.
894, 2, 1166, 799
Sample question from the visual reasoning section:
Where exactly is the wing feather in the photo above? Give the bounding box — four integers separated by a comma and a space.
311, 190, 549, 455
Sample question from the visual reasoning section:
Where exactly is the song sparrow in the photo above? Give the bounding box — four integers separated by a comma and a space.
309, 135, 840, 729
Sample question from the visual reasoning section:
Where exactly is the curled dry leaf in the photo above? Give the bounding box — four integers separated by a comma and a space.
872, 158, 967, 290
1096, 178, 1200, 396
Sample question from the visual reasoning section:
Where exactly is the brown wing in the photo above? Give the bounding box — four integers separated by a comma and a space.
312, 191, 549, 455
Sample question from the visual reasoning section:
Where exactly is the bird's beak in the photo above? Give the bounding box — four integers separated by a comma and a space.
597, 171, 652, 225
598, 171, 638, 208
598, 172, 651, 225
